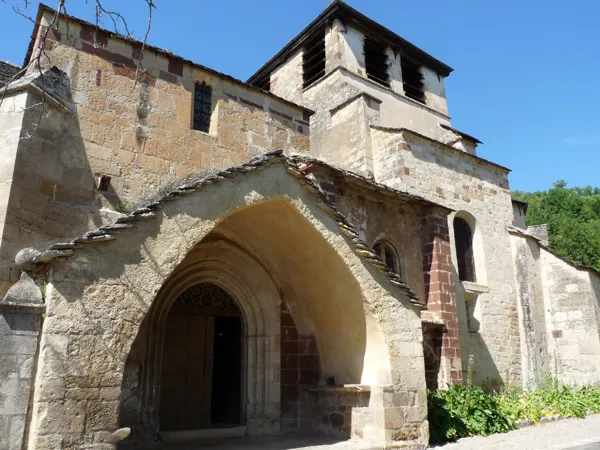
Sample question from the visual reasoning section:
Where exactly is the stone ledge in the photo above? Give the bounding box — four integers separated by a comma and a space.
0, 301, 46, 315
310, 384, 371, 393
462, 281, 489, 294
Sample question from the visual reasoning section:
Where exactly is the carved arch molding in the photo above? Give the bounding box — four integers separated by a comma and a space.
137, 240, 281, 435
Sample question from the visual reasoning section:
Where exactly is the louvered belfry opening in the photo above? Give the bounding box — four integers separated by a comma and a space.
454, 217, 476, 282
364, 36, 389, 87
401, 56, 425, 104
193, 81, 212, 133
302, 29, 326, 88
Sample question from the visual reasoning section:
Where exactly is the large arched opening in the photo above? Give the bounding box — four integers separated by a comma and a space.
29, 161, 428, 450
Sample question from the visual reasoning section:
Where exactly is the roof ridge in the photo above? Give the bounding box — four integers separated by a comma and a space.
25, 4, 313, 114
16, 151, 423, 306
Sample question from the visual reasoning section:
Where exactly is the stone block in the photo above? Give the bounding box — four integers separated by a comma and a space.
35, 400, 85, 434
85, 401, 119, 431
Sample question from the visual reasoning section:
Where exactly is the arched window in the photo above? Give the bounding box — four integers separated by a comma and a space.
373, 240, 402, 279
453, 217, 476, 282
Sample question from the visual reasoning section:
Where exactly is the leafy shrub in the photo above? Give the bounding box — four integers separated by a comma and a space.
428, 376, 600, 444
428, 385, 511, 444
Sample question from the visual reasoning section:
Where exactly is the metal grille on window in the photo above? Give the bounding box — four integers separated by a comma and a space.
303, 29, 326, 88
193, 82, 212, 133
364, 36, 389, 87
401, 57, 426, 104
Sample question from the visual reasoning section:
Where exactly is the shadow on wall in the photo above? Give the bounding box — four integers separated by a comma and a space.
1, 69, 126, 293
453, 269, 503, 392
113, 200, 372, 444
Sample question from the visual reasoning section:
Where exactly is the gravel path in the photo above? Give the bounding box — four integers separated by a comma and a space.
436, 414, 600, 450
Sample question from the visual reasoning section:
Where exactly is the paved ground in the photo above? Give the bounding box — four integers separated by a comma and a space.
162, 434, 378, 449
436, 414, 600, 450
160, 415, 600, 449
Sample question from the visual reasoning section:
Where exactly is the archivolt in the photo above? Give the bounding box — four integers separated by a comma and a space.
140, 239, 281, 433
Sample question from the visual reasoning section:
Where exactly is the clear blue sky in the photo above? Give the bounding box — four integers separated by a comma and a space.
2, 0, 599, 192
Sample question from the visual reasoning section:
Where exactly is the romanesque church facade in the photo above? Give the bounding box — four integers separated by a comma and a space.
1, 2, 599, 449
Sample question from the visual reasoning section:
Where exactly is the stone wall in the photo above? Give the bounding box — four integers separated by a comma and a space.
26, 163, 428, 449
372, 128, 521, 388
0, 92, 28, 296
541, 245, 600, 385
0, 11, 310, 297
280, 300, 321, 431
511, 231, 600, 387
300, 162, 428, 302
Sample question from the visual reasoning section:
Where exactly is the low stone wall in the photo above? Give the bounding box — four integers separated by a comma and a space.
301, 386, 371, 438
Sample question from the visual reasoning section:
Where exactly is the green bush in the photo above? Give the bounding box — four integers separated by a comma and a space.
428, 377, 600, 444
428, 385, 511, 443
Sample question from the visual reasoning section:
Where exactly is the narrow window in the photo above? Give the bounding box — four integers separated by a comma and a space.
193, 81, 212, 133
373, 240, 402, 278
303, 30, 326, 88
364, 36, 389, 87
453, 217, 476, 282
401, 57, 425, 104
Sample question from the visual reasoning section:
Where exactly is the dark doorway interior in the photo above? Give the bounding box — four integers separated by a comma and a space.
211, 316, 242, 425
159, 283, 243, 431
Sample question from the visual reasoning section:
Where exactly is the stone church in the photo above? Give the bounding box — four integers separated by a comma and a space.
1, 2, 600, 449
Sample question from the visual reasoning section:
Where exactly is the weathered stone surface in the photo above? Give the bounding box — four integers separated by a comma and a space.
2, 272, 43, 304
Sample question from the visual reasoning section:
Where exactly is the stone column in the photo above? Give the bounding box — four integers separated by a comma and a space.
421, 212, 463, 387
0, 272, 45, 450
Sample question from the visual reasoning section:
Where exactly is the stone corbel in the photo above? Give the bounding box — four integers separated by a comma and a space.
0, 248, 48, 315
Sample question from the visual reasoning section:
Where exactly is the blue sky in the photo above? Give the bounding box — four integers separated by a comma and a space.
1, 0, 599, 192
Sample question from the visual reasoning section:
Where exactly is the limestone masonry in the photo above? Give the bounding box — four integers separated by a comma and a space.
1, 2, 599, 449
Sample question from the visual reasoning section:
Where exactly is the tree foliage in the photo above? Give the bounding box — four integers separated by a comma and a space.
513, 181, 600, 272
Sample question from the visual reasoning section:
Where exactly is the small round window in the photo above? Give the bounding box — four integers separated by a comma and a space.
373, 240, 402, 278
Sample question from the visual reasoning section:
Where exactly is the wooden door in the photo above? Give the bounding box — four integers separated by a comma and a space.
159, 313, 214, 430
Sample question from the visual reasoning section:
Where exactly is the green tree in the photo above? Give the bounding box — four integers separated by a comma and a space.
513, 182, 600, 272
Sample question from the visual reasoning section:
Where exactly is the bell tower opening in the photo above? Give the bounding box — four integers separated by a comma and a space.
159, 283, 243, 432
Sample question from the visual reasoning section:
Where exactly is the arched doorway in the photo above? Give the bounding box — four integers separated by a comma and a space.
159, 283, 243, 432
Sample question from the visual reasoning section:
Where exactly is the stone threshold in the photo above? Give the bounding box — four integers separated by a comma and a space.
309, 384, 371, 393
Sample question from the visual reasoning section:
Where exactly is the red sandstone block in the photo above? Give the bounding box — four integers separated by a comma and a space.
80, 28, 109, 47
131, 42, 143, 60
114, 65, 156, 86
168, 57, 184, 76
45, 28, 61, 42
81, 42, 113, 61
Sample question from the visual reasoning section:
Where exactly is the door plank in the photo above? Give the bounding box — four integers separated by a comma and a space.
202, 315, 215, 427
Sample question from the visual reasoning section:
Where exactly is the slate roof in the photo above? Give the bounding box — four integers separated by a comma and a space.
20, 151, 432, 307
0, 60, 20, 86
